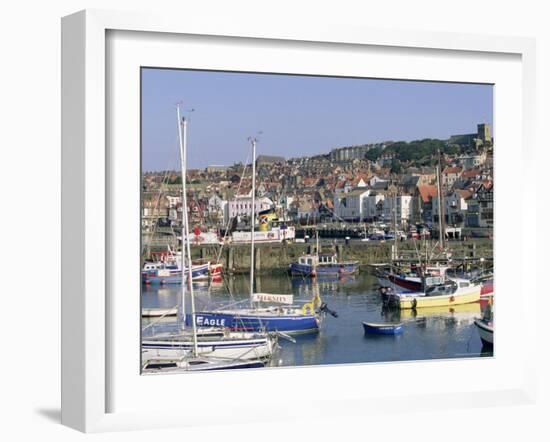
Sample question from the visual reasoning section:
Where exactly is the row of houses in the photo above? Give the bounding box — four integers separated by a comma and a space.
331, 177, 493, 229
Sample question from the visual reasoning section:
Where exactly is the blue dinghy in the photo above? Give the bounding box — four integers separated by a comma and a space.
362, 321, 403, 335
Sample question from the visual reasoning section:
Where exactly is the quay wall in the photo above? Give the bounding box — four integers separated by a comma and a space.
189, 239, 493, 275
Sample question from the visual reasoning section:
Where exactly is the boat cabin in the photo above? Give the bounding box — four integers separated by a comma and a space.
423, 278, 472, 296
425, 282, 456, 296
298, 253, 338, 266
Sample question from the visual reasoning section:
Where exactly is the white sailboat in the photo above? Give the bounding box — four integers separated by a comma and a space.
142, 106, 275, 372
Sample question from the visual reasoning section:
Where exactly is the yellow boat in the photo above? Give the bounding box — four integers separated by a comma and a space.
391, 278, 481, 309
399, 301, 481, 319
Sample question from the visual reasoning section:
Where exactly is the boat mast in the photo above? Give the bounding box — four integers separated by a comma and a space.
249, 136, 257, 299
178, 104, 198, 356
316, 228, 319, 259
393, 189, 398, 261
436, 148, 446, 251
176, 105, 186, 332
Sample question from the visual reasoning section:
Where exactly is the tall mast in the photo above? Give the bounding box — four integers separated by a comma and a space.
316, 228, 319, 259
176, 105, 186, 331
436, 149, 446, 250
178, 104, 198, 356
393, 189, 398, 261
249, 137, 257, 298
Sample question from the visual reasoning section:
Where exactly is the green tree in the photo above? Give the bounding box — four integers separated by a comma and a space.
390, 159, 402, 175
365, 147, 383, 162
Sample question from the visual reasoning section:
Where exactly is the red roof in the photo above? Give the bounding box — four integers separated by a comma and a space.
461, 168, 481, 179
418, 185, 438, 203
442, 166, 462, 175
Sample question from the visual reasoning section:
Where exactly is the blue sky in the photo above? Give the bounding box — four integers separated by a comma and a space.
141, 68, 493, 171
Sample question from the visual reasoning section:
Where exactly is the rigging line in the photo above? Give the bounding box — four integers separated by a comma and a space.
215, 151, 252, 265
200, 152, 252, 302
142, 145, 181, 256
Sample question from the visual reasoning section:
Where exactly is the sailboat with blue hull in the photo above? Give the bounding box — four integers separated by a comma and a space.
142, 106, 273, 372
189, 309, 319, 334
192, 137, 323, 335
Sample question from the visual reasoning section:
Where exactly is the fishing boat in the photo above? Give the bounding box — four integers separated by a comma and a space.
290, 231, 358, 277
290, 253, 358, 277
377, 263, 449, 291
377, 265, 495, 304
362, 322, 403, 335
388, 277, 481, 309
193, 136, 328, 334
398, 301, 481, 320
141, 259, 210, 285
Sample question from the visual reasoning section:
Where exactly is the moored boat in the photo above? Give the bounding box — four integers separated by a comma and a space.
142, 328, 277, 361
362, 321, 403, 335
388, 277, 481, 309
290, 253, 359, 277
192, 306, 320, 334
480, 279, 494, 298
142, 352, 266, 373
142, 261, 210, 285
474, 300, 494, 347
473, 318, 493, 346
141, 306, 178, 317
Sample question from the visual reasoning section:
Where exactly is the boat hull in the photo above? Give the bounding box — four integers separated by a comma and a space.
391, 286, 481, 309
474, 318, 494, 346
190, 312, 319, 334
362, 322, 403, 335
142, 263, 210, 285
142, 356, 265, 372
142, 336, 274, 360
386, 273, 422, 291
480, 280, 494, 298
290, 262, 359, 277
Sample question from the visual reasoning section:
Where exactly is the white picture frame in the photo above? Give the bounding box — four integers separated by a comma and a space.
61, 9, 537, 433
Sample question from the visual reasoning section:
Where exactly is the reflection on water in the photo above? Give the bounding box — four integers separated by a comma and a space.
141, 272, 492, 366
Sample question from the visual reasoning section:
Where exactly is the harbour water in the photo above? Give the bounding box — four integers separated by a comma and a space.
141, 272, 492, 369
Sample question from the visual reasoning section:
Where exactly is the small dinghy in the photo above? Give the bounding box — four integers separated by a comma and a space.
362, 321, 403, 335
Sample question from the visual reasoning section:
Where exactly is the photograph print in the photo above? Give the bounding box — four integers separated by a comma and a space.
140, 68, 494, 374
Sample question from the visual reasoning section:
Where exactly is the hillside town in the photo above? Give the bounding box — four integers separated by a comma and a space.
142, 123, 493, 240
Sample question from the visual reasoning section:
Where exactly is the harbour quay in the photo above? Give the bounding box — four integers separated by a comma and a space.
156, 239, 492, 274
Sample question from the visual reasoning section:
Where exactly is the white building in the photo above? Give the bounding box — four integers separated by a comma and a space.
225, 195, 273, 224
458, 152, 487, 169
382, 195, 413, 226
433, 190, 471, 226
333, 189, 370, 221
361, 193, 385, 220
